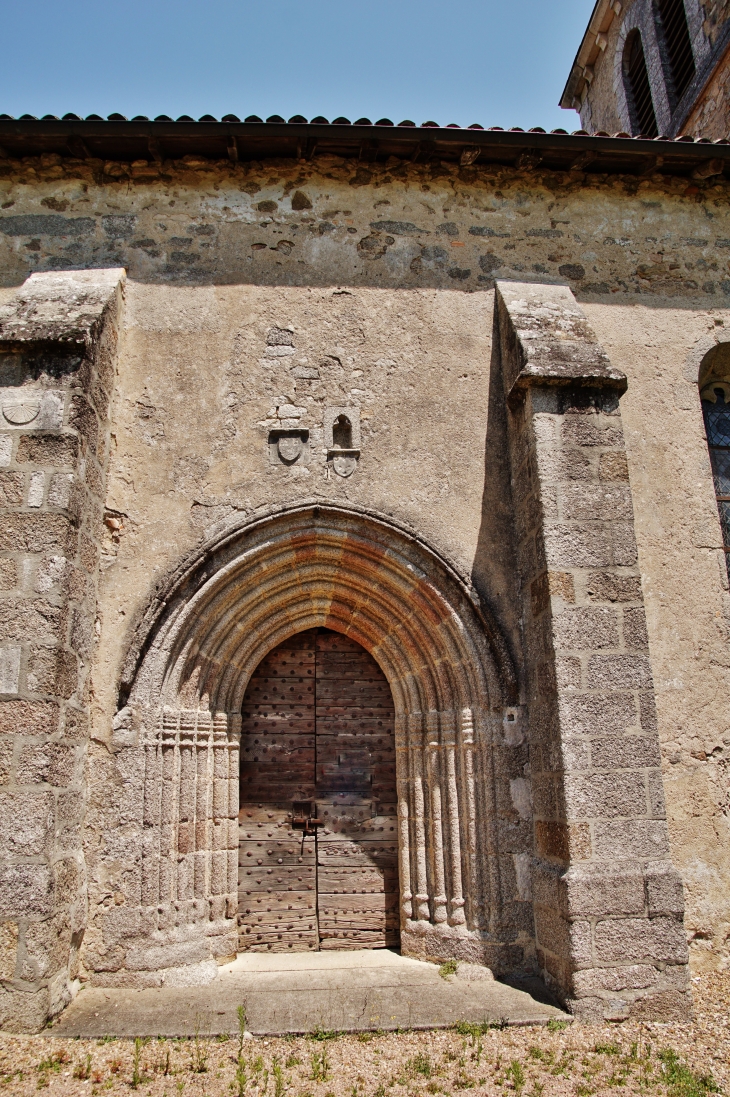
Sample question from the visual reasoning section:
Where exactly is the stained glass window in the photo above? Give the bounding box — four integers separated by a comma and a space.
702, 384, 730, 579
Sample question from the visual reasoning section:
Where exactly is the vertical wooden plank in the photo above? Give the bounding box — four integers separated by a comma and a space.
238, 631, 318, 952
314, 631, 399, 949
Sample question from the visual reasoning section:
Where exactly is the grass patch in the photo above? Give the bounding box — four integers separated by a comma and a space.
406, 1053, 432, 1078
310, 1046, 330, 1081
309, 1026, 342, 1041
439, 960, 458, 979
506, 1060, 525, 1094
659, 1048, 719, 1097
36, 1051, 70, 1074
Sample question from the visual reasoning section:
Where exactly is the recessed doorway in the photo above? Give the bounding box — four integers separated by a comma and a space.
238, 628, 399, 951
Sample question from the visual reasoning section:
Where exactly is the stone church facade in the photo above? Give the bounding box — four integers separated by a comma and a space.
0, 106, 729, 1033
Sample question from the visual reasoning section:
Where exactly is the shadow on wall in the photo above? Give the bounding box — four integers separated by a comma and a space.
470, 307, 535, 969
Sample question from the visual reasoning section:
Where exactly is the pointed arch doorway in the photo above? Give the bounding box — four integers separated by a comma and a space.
238, 627, 399, 952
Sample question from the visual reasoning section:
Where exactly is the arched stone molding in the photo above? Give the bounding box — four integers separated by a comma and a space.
112, 504, 519, 982
684, 333, 730, 583
683, 328, 730, 385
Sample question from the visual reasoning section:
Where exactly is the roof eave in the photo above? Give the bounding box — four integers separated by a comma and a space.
1, 118, 729, 179
559, 0, 616, 110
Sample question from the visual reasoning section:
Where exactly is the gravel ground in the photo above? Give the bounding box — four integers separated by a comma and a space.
0, 972, 727, 1097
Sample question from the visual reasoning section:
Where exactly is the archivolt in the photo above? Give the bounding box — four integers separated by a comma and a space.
125, 503, 516, 716
122, 504, 518, 962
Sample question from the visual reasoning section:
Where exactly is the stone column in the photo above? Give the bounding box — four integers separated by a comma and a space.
0, 270, 125, 1031
496, 281, 690, 1022
125, 708, 239, 981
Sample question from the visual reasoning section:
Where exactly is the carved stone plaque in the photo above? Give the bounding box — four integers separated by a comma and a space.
268, 428, 309, 466
2, 397, 40, 425
278, 434, 303, 462
331, 449, 359, 478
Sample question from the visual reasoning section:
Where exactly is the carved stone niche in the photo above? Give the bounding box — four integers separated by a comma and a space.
324, 406, 360, 478
268, 427, 309, 466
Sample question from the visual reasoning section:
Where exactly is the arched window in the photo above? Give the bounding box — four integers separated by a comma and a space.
700, 344, 730, 580
623, 30, 659, 136
332, 414, 352, 449
654, 0, 695, 106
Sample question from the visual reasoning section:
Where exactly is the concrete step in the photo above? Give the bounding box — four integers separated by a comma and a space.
50, 951, 569, 1037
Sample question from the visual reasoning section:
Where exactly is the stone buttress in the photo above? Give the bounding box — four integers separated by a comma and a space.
0, 269, 125, 1031
497, 280, 691, 1022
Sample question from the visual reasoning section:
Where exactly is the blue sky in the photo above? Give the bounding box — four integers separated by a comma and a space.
0, 0, 594, 132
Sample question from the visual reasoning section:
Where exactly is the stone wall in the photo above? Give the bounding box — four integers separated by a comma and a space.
682, 41, 730, 138
0, 270, 124, 1031
0, 151, 728, 1027
2, 153, 730, 298
701, 0, 730, 45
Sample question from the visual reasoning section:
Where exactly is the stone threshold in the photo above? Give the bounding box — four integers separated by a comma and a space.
49, 951, 569, 1037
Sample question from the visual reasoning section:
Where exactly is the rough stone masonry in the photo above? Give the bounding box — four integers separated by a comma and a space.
0, 118, 728, 1032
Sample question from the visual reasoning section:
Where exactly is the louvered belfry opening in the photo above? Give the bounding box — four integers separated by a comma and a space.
238, 628, 399, 952
624, 30, 659, 136
655, 0, 695, 105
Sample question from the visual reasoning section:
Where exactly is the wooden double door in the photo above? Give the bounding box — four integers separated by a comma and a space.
238, 629, 399, 951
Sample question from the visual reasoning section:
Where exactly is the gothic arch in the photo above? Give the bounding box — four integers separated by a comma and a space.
118, 504, 519, 973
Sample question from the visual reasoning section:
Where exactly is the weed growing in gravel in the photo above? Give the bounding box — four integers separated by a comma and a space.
439, 960, 458, 979
273, 1055, 287, 1097
311, 1046, 330, 1081
35, 1049, 70, 1088
249, 1054, 269, 1095
547, 1017, 568, 1032
191, 1015, 210, 1073
286, 1054, 301, 1067
549, 1050, 574, 1077
131, 1036, 150, 1088
73, 1052, 92, 1080
235, 1056, 247, 1097
659, 1048, 719, 1097
310, 1026, 342, 1041
407, 1052, 432, 1077
506, 1060, 525, 1093
455, 1020, 495, 1063
36, 1050, 69, 1074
